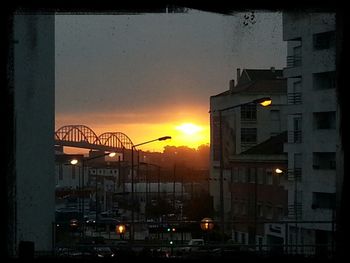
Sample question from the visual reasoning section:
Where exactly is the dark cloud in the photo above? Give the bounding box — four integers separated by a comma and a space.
55, 11, 286, 121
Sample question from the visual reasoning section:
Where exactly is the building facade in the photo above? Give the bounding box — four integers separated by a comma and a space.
209, 68, 287, 236
229, 132, 288, 250
282, 12, 337, 255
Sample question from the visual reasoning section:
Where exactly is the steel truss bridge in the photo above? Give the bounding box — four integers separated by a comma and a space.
55, 125, 134, 153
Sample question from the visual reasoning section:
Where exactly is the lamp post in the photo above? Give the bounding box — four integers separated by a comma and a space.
139, 162, 162, 220
130, 136, 171, 242
116, 224, 126, 240
71, 151, 117, 236
210, 97, 271, 242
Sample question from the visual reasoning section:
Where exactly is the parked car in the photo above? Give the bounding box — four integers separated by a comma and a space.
92, 246, 115, 258
56, 247, 84, 258
182, 239, 205, 253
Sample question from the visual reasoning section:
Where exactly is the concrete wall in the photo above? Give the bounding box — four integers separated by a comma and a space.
14, 14, 55, 255
283, 12, 336, 232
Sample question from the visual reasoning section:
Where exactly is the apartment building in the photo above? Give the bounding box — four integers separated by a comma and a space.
282, 12, 337, 255
209, 68, 287, 235
229, 131, 288, 250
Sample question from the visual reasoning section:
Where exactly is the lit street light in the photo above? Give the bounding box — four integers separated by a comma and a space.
70, 151, 117, 236
275, 168, 283, 174
210, 97, 271, 242
130, 136, 171, 241
116, 224, 126, 239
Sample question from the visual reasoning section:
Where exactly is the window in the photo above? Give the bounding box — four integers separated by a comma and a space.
313, 111, 336, 129
238, 167, 246, 182
313, 71, 336, 90
294, 153, 302, 181
242, 167, 249, 182
232, 167, 239, 182
241, 128, 257, 144
313, 152, 336, 170
289, 115, 302, 143
287, 45, 302, 67
293, 46, 302, 66
234, 231, 239, 243
265, 205, 273, 219
266, 169, 273, 185
313, 31, 335, 50
257, 203, 264, 217
274, 172, 281, 185
212, 115, 220, 161
241, 104, 257, 121
288, 80, 302, 104
275, 206, 284, 220
248, 167, 256, 183
257, 168, 265, 184
312, 192, 335, 209
241, 233, 246, 244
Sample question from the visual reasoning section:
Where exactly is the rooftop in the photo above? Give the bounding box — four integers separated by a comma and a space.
211, 68, 286, 98
241, 131, 287, 155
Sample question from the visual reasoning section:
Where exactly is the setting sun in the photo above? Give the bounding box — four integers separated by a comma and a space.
176, 123, 203, 135
56, 111, 210, 152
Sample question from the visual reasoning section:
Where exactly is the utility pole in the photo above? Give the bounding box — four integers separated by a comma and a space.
173, 164, 176, 210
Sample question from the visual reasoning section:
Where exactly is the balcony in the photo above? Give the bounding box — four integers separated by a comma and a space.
288, 202, 302, 219
284, 56, 302, 78
287, 168, 302, 181
288, 130, 302, 144
287, 92, 302, 104
286, 56, 302, 68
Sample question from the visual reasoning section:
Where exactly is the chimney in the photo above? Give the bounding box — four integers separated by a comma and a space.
237, 68, 241, 83
229, 79, 235, 91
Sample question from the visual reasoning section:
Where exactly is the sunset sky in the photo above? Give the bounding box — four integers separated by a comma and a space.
55, 10, 286, 153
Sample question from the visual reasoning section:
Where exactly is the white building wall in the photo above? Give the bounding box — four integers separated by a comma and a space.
283, 12, 336, 233
14, 14, 55, 255
55, 165, 84, 189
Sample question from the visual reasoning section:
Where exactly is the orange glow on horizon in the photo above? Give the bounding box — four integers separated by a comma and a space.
56, 110, 210, 153
176, 123, 203, 135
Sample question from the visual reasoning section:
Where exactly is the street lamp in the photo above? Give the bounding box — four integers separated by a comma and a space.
130, 136, 171, 241
70, 151, 117, 236
275, 168, 283, 174
210, 97, 271, 242
116, 224, 126, 239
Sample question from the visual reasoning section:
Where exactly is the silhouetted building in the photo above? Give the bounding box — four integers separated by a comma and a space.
209, 67, 287, 236
229, 131, 288, 249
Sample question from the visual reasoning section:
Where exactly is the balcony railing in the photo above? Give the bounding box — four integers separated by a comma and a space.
287, 92, 302, 104
287, 168, 302, 181
288, 130, 302, 144
286, 56, 302, 68
288, 203, 303, 219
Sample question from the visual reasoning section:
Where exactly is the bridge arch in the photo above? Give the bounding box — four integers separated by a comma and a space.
55, 125, 134, 152
55, 125, 101, 145
98, 132, 133, 150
